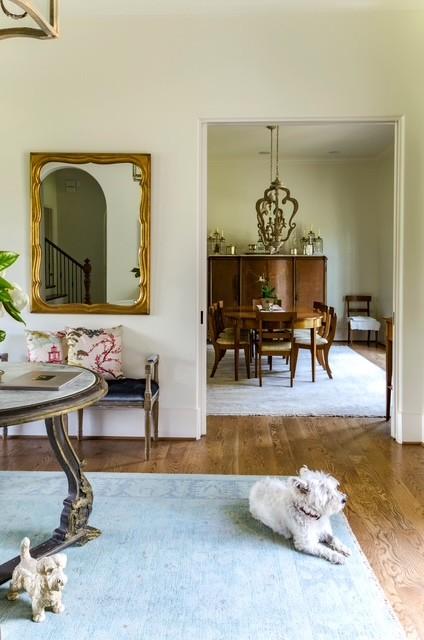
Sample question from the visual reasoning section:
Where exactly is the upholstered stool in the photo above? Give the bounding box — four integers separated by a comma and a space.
77, 354, 159, 461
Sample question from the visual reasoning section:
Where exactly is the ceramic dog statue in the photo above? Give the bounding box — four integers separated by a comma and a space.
7, 537, 68, 622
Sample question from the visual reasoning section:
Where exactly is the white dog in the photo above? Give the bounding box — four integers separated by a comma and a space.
7, 537, 68, 622
249, 466, 351, 564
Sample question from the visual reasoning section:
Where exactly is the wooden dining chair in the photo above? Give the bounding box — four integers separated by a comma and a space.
208, 305, 250, 379
345, 295, 380, 346
292, 311, 337, 380
255, 309, 297, 387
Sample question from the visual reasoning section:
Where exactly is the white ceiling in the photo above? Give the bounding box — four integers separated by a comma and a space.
61, 0, 424, 17
208, 123, 394, 159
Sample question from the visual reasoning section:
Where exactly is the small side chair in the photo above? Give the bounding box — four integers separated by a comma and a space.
345, 295, 380, 346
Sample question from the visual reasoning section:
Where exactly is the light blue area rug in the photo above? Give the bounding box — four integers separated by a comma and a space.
207, 345, 386, 416
0, 472, 405, 640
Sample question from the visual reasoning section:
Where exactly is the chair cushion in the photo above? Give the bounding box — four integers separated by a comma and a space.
66, 325, 124, 379
100, 378, 159, 404
217, 335, 249, 346
260, 341, 292, 353
295, 335, 328, 346
348, 316, 380, 331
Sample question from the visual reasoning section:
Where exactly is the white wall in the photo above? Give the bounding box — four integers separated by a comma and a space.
0, 11, 423, 441
208, 150, 394, 341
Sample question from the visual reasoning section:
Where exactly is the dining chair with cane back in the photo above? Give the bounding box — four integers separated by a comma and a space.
292, 310, 337, 380
208, 305, 250, 379
255, 309, 297, 387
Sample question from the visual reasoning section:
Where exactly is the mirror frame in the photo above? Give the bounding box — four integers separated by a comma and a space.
30, 152, 151, 314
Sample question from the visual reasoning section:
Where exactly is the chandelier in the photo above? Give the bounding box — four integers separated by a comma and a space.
0, 0, 59, 39
255, 125, 299, 253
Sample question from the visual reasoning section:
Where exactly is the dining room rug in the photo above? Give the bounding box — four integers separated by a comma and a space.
0, 472, 405, 640
207, 344, 386, 416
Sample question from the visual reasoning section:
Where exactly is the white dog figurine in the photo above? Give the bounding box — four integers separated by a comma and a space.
7, 537, 68, 622
249, 466, 351, 564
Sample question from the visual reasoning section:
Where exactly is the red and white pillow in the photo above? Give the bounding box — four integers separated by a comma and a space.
65, 326, 123, 379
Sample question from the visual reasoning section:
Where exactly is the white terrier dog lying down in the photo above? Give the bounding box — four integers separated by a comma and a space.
249, 466, 351, 564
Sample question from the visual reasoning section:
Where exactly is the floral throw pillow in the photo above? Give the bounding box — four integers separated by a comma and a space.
65, 326, 123, 379
25, 330, 67, 364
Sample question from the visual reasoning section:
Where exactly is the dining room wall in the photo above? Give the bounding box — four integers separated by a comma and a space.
208, 149, 394, 340
0, 9, 422, 441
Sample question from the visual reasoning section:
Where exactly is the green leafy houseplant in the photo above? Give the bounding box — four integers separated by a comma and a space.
0, 251, 28, 343
258, 274, 276, 300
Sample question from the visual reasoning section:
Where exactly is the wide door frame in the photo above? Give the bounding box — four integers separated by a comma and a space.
196, 116, 404, 442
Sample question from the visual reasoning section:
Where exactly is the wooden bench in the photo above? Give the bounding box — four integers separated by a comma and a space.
77, 354, 159, 461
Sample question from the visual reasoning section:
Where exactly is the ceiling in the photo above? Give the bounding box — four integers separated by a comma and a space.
208, 123, 394, 160
61, 0, 424, 17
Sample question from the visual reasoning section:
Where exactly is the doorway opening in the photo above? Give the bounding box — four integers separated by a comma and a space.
197, 117, 403, 442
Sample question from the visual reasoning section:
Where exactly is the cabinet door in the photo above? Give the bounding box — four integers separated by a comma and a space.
239, 257, 294, 307
208, 257, 240, 307
240, 258, 269, 305
267, 258, 294, 307
294, 258, 326, 308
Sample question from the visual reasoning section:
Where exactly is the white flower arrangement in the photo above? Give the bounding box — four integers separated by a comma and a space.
0, 251, 28, 343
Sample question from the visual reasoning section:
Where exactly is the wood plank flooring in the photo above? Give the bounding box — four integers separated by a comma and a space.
0, 342, 418, 635
0, 416, 423, 638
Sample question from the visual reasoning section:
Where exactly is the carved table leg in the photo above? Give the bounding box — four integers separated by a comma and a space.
45, 414, 101, 546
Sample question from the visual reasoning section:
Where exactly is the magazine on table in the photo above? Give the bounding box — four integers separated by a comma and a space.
0, 370, 83, 391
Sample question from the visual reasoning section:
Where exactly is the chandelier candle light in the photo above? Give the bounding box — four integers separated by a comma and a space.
255, 125, 299, 254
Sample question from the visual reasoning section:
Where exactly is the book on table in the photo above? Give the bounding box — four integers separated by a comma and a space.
0, 370, 83, 391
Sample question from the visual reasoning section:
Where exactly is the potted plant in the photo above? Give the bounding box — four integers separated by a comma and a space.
258, 275, 277, 309
0, 251, 28, 344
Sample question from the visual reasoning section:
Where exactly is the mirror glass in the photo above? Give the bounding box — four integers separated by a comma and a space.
31, 153, 151, 314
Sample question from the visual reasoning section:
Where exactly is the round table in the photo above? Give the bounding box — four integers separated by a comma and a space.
0, 363, 107, 585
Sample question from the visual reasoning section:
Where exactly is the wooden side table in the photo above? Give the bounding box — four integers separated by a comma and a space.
384, 317, 393, 421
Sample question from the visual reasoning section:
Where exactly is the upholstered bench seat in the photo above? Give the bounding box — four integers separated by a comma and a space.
100, 378, 160, 404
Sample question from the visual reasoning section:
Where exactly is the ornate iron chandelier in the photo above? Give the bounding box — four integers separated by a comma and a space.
255, 125, 299, 253
0, 0, 59, 39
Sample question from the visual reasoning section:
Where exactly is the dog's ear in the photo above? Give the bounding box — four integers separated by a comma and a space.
289, 477, 309, 494
299, 465, 309, 476
53, 553, 67, 569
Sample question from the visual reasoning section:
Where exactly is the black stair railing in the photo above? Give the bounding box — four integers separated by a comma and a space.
45, 238, 91, 304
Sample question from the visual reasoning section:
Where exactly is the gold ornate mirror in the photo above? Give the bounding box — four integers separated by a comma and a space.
31, 152, 151, 314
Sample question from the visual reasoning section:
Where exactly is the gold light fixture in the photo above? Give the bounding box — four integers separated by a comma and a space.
255, 125, 299, 253
0, 0, 59, 39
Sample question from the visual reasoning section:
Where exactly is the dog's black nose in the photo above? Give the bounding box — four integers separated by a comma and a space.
341, 496, 347, 504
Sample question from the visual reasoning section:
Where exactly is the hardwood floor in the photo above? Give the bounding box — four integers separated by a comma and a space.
0, 415, 423, 638
0, 340, 415, 634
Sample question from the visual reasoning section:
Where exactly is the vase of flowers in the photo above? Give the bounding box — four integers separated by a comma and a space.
258, 274, 277, 310
0, 251, 28, 343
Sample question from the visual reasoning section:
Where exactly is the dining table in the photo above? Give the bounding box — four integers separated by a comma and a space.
223, 306, 323, 382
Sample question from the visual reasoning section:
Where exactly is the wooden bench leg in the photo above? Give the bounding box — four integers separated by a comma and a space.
144, 410, 152, 460
153, 400, 159, 441
77, 409, 84, 441
2, 427, 8, 439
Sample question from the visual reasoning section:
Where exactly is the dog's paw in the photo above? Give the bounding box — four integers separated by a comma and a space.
32, 611, 46, 623
53, 603, 65, 614
6, 591, 19, 601
339, 545, 351, 557
328, 552, 345, 565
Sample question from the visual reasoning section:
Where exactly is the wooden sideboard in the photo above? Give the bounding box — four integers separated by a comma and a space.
208, 255, 327, 309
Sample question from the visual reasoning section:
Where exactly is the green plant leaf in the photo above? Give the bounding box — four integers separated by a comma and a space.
3, 301, 25, 325
0, 289, 13, 303
0, 252, 19, 272
0, 276, 13, 291
0, 330, 5, 343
